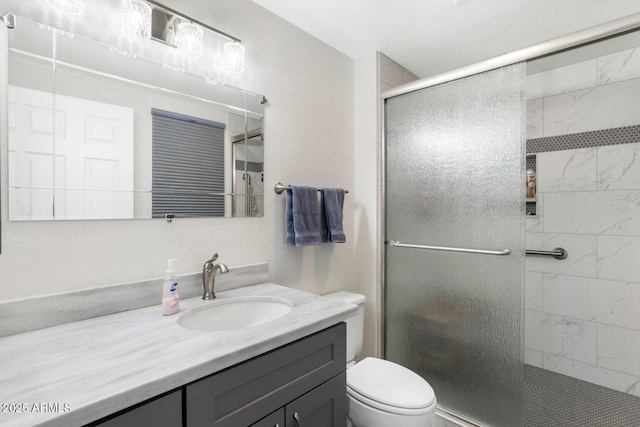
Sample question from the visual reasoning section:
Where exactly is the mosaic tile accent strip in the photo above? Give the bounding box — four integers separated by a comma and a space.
527, 124, 640, 154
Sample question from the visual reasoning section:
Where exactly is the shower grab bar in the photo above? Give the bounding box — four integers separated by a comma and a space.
525, 247, 567, 260
388, 240, 511, 256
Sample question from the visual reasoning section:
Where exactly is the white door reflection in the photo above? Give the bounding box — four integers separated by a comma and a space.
9, 86, 134, 220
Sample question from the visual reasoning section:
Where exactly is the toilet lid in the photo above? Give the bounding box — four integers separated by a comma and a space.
347, 357, 436, 410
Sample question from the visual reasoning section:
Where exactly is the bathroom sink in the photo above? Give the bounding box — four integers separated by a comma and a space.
177, 296, 293, 332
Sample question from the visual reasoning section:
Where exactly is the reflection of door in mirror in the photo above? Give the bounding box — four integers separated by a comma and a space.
9, 86, 134, 220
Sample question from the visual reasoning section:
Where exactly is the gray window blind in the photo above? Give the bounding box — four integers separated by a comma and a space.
151, 108, 226, 218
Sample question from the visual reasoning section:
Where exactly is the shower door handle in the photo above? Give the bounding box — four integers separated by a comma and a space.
388, 240, 511, 256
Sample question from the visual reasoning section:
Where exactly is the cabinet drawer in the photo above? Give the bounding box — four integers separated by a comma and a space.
186, 323, 346, 427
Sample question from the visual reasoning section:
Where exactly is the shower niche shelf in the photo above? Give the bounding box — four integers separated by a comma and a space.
526, 154, 537, 217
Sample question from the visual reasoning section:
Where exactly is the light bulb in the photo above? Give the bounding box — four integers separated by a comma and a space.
223, 42, 245, 73
121, 0, 152, 39
177, 22, 204, 57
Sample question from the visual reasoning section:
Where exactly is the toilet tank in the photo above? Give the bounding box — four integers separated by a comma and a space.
324, 291, 366, 364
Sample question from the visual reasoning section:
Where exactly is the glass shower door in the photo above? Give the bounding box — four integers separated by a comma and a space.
384, 64, 526, 426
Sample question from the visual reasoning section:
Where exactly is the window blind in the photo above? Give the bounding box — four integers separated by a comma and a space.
151, 108, 226, 218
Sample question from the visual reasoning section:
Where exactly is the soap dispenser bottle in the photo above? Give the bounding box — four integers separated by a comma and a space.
162, 259, 180, 316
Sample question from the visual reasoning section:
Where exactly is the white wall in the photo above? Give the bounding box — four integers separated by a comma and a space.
0, 0, 356, 309
353, 52, 418, 357
353, 52, 379, 358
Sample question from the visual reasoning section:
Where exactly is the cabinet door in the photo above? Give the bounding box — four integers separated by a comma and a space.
251, 408, 285, 427
88, 390, 182, 427
285, 373, 346, 427
186, 323, 345, 427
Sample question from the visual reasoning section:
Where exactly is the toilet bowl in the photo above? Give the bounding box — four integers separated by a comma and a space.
347, 357, 436, 427
324, 292, 437, 427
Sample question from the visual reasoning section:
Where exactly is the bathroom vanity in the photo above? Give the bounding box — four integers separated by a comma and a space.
0, 279, 356, 427
92, 323, 346, 427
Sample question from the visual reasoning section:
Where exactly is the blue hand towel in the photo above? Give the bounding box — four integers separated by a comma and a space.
321, 188, 346, 243
285, 185, 322, 246
320, 192, 329, 243
285, 189, 296, 246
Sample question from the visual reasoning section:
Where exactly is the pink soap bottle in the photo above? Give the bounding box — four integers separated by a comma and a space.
162, 259, 180, 316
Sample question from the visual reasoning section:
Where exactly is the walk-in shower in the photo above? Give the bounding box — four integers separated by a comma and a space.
521, 28, 640, 427
382, 12, 640, 427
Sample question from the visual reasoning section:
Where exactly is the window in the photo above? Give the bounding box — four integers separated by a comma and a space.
151, 109, 225, 218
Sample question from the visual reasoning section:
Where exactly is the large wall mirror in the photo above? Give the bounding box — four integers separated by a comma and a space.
6, 15, 264, 220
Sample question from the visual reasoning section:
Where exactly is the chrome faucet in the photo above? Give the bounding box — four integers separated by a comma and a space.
202, 253, 230, 300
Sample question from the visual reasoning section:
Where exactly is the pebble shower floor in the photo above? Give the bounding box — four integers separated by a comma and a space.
523, 365, 640, 426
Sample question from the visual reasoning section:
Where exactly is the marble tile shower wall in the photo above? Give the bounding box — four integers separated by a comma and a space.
527, 46, 640, 138
524, 46, 640, 397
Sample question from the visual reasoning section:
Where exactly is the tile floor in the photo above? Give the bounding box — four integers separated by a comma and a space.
524, 365, 640, 427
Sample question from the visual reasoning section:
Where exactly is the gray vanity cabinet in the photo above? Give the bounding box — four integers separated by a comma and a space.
250, 373, 346, 427
284, 372, 346, 427
87, 323, 346, 427
186, 323, 346, 427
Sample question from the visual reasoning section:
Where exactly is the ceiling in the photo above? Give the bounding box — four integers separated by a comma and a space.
251, 0, 640, 79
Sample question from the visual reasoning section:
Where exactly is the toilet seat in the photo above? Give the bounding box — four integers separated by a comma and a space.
347, 385, 436, 416
347, 357, 436, 416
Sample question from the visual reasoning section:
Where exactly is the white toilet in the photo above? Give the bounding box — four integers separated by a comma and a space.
325, 291, 437, 427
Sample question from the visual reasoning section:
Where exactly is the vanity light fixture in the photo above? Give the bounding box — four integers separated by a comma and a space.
121, 0, 152, 39
223, 41, 245, 73
44, 0, 84, 15
144, 0, 246, 73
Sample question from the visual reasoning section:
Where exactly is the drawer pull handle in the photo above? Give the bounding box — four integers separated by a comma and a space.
293, 411, 302, 426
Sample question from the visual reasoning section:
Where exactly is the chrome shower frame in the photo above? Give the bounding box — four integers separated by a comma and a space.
376, 11, 640, 419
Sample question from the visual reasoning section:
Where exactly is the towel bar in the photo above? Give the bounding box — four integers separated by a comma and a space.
274, 182, 349, 195
388, 240, 511, 256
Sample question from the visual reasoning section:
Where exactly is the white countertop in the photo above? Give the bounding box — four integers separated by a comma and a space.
0, 283, 357, 426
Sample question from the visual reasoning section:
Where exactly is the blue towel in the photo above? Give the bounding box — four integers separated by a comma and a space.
285, 190, 296, 246
321, 188, 346, 243
285, 185, 322, 246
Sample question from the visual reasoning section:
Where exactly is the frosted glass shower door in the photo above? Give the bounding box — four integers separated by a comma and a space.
385, 64, 525, 427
